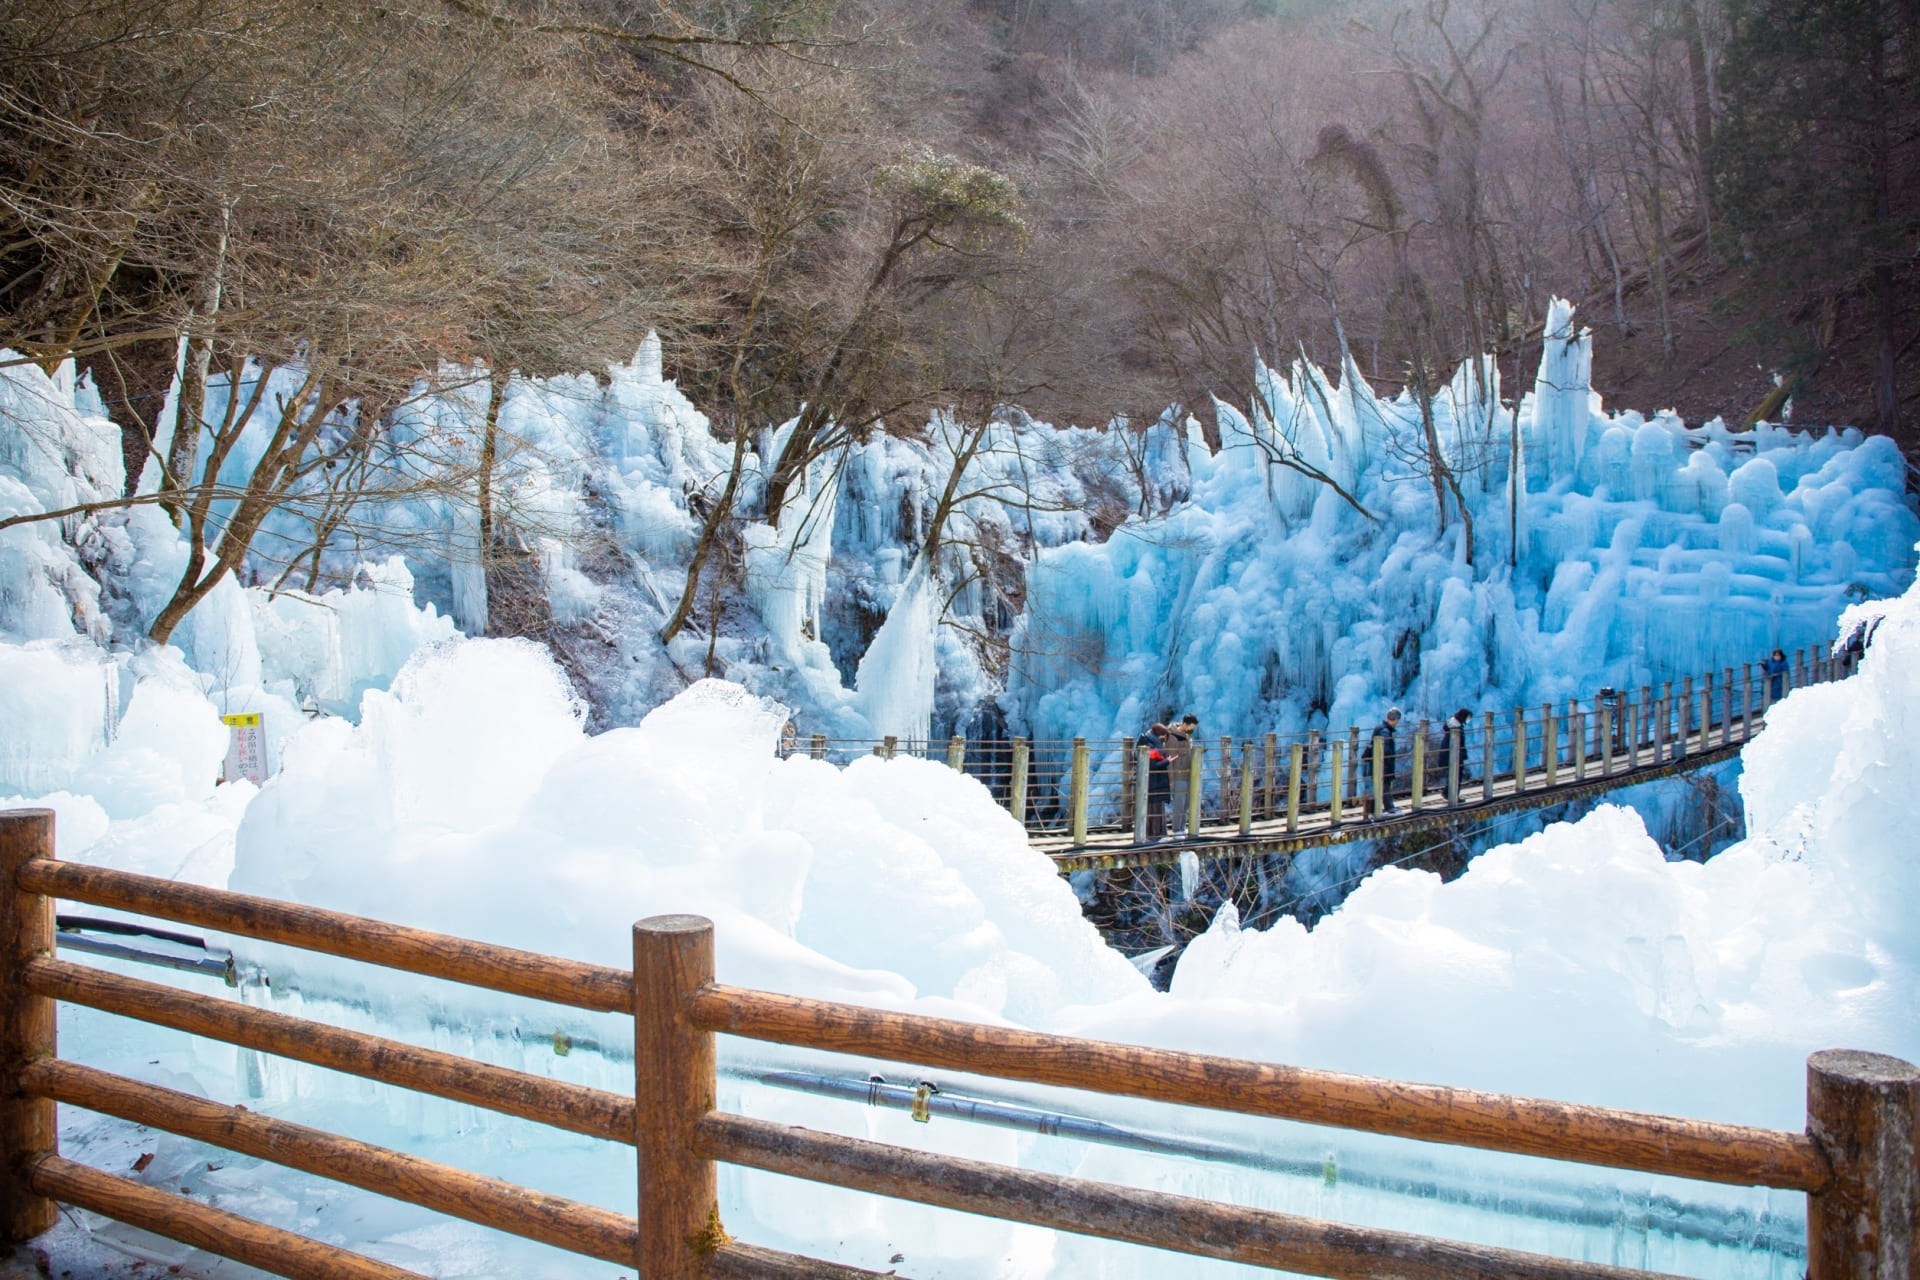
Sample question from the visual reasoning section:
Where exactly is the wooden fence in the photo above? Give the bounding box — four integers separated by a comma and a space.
816, 644, 1855, 851
1, 809, 1914, 1278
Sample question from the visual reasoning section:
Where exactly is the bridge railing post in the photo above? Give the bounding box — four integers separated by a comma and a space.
1653, 684, 1668, 764
1214, 736, 1230, 828
1795, 648, 1808, 690
1511, 707, 1527, 793
1370, 733, 1387, 819
0, 810, 57, 1241
1411, 719, 1427, 810
1600, 702, 1614, 777
1723, 667, 1736, 745
1133, 747, 1152, 845
1328, 737, 1345, 828
633, 914, 719, 1280
1009, 738, 1029, 825
809, 733, 826, 760
1481, 711, 1496, 796
1345, 726, 1360, 816
1069, 739, 1089, 846
1263, 733, 1278, 820
1304, 729, 1321, 813
883, 735, 898, 760
1443, 725, 1459, 805
1117, 736, 1134, 824
1287, 743, 1303, 832
1182, 740, 1198, 832
1238, 744, 1254, 837
1805, 1049, 1920, 1280
947, 735, 965, 770
1678, 677, 1692, 758
1743, 662, 1755, 733
1572, 706, 1586, 781
1542, 704, 1557, 788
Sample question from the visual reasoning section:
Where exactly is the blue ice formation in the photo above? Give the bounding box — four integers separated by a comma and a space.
1003, 300, 1918, 743
2, 297, 1914, 757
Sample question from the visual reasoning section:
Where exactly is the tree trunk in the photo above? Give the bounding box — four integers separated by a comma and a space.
162, 207, 231, 520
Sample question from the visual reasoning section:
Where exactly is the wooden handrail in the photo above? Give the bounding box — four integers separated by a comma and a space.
22, 1059, 638, 1264
15, 858, 632, 1013
688, 983, 1829, 1191
708, 1240, 905, 1277
0, 812, 1908, 1280
693, 1111, 1687, 1280
28, 1155, 423, 1280
24, 957, 632, 1143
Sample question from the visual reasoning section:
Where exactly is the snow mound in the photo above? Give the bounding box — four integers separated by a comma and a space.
231, 641, 1142, 1025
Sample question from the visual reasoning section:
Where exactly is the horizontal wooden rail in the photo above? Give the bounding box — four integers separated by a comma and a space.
28, 1155, 423, 1280
15, 858, 632, 1013
694, 1112, 1686, 1280
23, 1059, 638, 1265
707, 1241, 908, 1278
24, 958, 632, 1144
689, 985, 1828, 1192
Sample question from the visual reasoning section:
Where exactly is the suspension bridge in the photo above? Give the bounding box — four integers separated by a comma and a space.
795, 644, 1855, 873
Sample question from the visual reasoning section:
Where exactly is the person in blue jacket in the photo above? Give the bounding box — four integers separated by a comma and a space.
1764, 648, 1789, 701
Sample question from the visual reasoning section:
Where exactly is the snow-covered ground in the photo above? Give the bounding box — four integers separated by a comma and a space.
0, 567, 1912, 1276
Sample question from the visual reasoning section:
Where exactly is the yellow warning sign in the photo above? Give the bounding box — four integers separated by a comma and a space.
221, 713, 262, 728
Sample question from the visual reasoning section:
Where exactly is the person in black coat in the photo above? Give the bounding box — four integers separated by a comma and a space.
1369, 708, 1403, 815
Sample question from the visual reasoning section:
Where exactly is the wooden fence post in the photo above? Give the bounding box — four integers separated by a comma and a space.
1237, 744, 1254, 837
1009, 739, 1029, 826
634, 914, 720, 1279
1069, 739, 1089, 846
1286, 744, 1302, 833
1216, 735, 1231, 828
1805, 1049, 1920, 1279
1117, 736, 1134, 825
883, 735, 898, 760
809, 733, 826, 760
1723, 667, 1736, 744
947, 735, 964, 770
1572, 707, 1585, 781
1795, 648, 1808, 690
0, 810, 56, 1240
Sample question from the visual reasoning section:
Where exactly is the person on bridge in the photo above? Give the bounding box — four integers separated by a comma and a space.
1166, 714, 1198, 834
1764, 648, 1789, 701
1136, 723, 1173, 841
1369, 708, 1403, 815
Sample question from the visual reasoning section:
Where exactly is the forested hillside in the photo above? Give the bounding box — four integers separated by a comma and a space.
2, 0, 1914, 738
